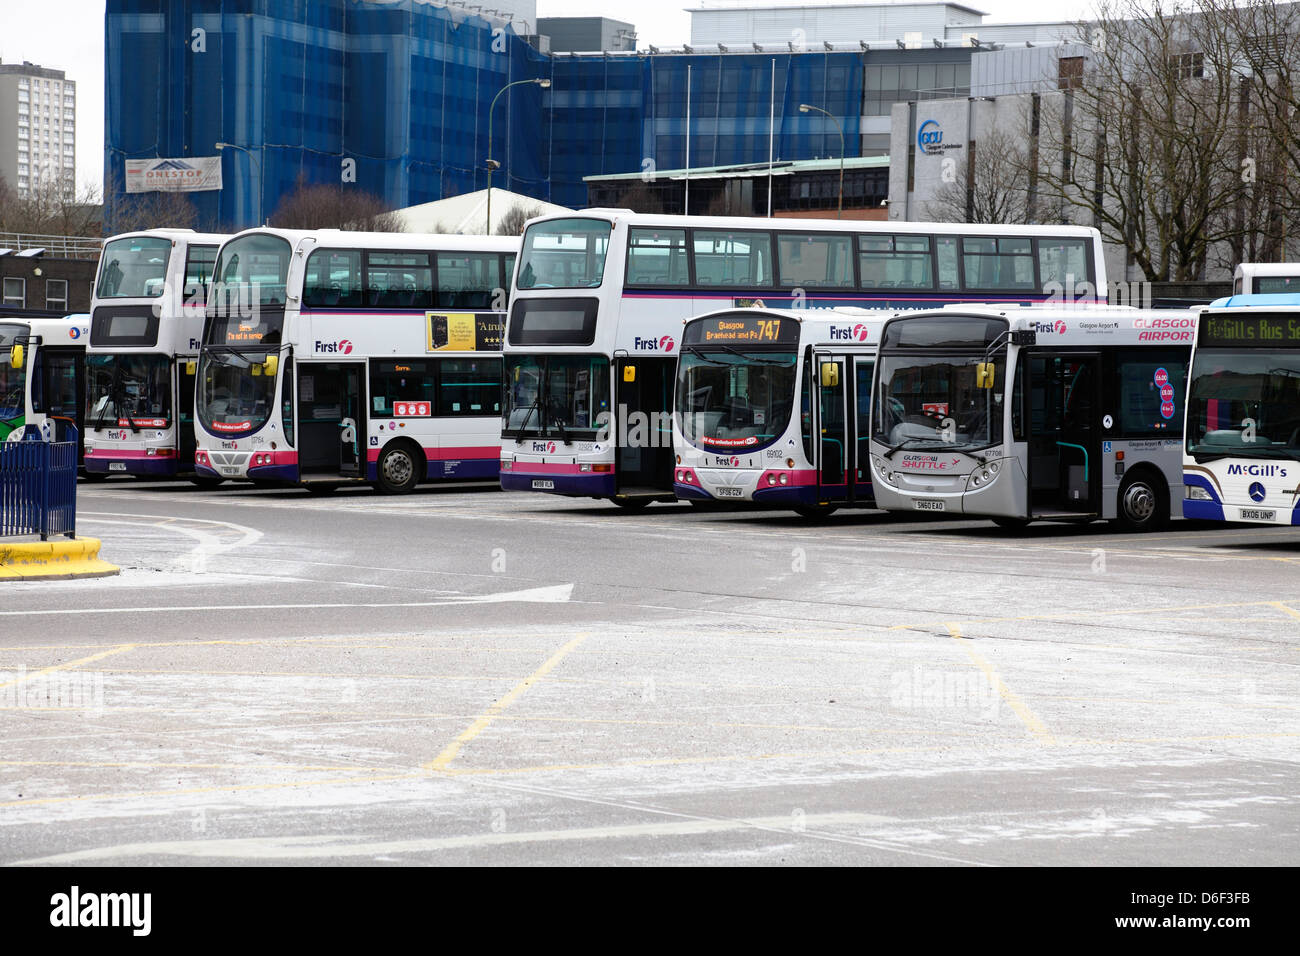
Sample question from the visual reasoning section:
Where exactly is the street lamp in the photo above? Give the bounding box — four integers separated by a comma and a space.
215, 142, 263, 226
799, 104, 845, 219
486, 78, 551, 234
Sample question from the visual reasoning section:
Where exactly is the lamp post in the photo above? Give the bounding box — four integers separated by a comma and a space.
215, 141, 263, 226
799, 104, 845, 219
486, 78, 551, 235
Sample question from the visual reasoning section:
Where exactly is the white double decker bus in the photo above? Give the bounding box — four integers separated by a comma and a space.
501, 210, 1109, 507
673, 307, 885, 517
868, 306, 1195, 531
82, 230, 225, 479
1183, 294, 1300, 526
1, 314, 91, 451
194, 228, 518, 492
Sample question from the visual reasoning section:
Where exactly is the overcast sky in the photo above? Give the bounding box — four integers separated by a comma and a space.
0, 0, 1096, 194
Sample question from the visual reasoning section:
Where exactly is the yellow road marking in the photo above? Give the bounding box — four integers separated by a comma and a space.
0, 644, 136, 692
1270, 601, 1300, 621
424, 633, 590, 772
947, 623, 1056, 745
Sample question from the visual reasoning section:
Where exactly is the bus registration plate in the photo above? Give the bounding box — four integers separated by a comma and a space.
532, 479, 555, 490
108, 462, 127, 472
1240, 508, 1275, 521
914, 499, 944, 512
715, 487, 743, 497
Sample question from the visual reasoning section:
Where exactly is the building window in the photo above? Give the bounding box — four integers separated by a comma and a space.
2, 278, 25, 308
46, 279, 68, 311
1172, 52, 1204, 79
1059, 56, 1085, 90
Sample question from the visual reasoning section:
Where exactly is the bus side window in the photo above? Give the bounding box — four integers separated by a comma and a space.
1011, 353, 1027, 441
801, 356, 815, 463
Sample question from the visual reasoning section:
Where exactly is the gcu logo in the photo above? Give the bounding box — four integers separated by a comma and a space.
917, 119, 943, 154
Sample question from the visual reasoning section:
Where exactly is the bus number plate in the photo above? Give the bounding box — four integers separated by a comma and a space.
108, 462, 127, 472
532, 479, 555, 490
716, 486, 743, 498
1240, 508, 1275, 521
914, 499, 945, 512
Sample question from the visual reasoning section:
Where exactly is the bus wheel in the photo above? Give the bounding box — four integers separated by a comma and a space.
81, 471, 110, 482
1114, 472, 1168, 532
991, 516, 1031, 531
190, 477, 226, 489
376, 442, 421, 494
611, 497, 651, 511
793, 504, 838, 520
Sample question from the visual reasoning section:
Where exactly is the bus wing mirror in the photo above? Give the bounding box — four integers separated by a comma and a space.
820, 363, 840, 388
262, 355, 279, 378
9, 345, 23, 370
623, 365, 636, 383
976, 362, 996, 389
185, 360, 197, 375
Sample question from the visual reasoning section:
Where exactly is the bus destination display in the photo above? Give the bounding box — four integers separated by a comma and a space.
684, 316, 797, 346
1200, 314, 1300, 347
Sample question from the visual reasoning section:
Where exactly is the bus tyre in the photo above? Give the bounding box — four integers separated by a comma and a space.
793, 504, 838, 520
81, 471, 110, 482
991, 516, 1031, 531
190, 477, 225, 489
611, 497, 651, 511
1115, 472, 1168, 532
376, 442, 422, 495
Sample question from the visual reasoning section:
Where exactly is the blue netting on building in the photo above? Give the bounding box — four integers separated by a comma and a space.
105, 1, 869, 228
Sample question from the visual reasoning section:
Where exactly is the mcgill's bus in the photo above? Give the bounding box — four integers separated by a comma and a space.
82, 230, 226, 479
1183, 294, 1300, 525
1233, 263, 1300, 296
1, 314, 91, 453
673, 308, 885, 517
868, 306, 1195, 531
194, 228, 518, 492
501, 210, 1110, 507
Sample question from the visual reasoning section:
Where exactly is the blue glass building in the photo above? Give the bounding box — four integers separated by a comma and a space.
105, 0, 953, 229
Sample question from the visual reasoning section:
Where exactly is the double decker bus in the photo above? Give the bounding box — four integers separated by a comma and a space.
501, 210, 1109, 508
868, 305, 1194, 531
673, 307, 884, 517
1233, 263, 1300, 296
1, 314, 91, 453
82, 230, 226, 479
194, 228, 518, 492
1183, 294, 1300, 525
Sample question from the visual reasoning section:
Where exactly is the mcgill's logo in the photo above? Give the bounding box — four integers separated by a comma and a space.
315, 339, 353, 354
632, 335, 675, 352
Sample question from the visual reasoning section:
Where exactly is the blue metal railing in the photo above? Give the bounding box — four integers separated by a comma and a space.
0, 424, 78, 540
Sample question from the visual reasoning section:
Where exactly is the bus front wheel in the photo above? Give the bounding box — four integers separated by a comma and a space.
793, 504, 838, 520
1114, 472, 1168, 532
376, 441, 423, 495
991, 516, 1031, 531
611, 497, 651, 511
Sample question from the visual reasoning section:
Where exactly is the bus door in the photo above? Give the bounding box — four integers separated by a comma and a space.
813, 352, 851, 503
1027, 352, 1099, 516
178, 358, 198, 468
614, 356, 674, 492
34, 346, 86, 451
298, 362, 366, 478
852, 355, 875, 502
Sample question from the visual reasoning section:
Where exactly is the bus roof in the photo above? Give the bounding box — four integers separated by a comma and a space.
1206, 293, 1300, 309
1233, 262, 1300, 277
219, 227, 521, 252
525, 209, 1102, 238
102, 229, 228, 245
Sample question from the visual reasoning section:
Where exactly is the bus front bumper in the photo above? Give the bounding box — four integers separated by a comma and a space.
83, 451, 179, 477
500, 467, 617, 497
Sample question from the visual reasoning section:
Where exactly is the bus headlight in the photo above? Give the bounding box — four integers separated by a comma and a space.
1185, 484, 1211, 500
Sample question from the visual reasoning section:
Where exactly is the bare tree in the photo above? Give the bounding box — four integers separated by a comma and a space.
495, 202, 547, 236
1028, 0, 1250, 281
0, 171, 101, 236
269, 178, 403, 231
926, 127, 1032, 224
611, 180, 669, 214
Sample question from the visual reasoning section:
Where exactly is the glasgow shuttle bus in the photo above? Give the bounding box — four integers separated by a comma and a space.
193, 228, 519, 492
82, 229, 226, 480
501, 209, 1109, 509
673, 307, 885, 517
1183, 294, 1300, 525
868, 305, 1195, 531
